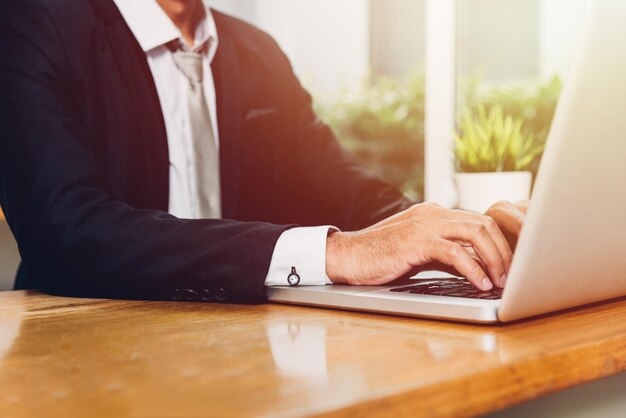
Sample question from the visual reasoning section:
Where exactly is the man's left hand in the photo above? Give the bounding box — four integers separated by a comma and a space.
485, 200, 529, 251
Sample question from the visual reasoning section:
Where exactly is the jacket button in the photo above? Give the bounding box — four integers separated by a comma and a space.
183, 289, 199, 301
200, 289, 213, 301
215, 288, 227, 302
171, 289, 183, 301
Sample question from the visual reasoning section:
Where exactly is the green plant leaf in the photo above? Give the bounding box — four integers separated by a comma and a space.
454, 104, 545, 173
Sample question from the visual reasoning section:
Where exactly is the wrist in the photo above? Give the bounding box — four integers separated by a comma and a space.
325, 230, 350, 284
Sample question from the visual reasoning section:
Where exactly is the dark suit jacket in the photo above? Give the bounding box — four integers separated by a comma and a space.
0, 0, 412, 303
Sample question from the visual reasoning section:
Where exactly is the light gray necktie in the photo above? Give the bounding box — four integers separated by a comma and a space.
172, 49, 222, 219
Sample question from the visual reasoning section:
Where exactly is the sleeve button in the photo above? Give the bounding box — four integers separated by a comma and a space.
200, 289, 213, 301
171, 289, 183, 301
183, 289, 199, 301
215, 288, 227, 302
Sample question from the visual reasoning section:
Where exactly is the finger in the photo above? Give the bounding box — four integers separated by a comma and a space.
514, 200, 529, 215
488, 206, 525, 250
487, 200, 527, 216
425, 240, 493, 291
443, 210, 513, 283
486, 202, 526, 234
439, 219, 509, 287
493, 207, 524, 235
418, 254, 486, 278
481, 215, 513, 284
463, 247, 488, 271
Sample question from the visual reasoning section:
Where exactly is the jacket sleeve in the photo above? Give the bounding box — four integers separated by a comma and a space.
0, 1, 289, 303
249, 29, 415, 231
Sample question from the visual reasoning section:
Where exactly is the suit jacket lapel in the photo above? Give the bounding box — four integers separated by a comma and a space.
94, 4, 241, 216
212, 28, 244, 219
96, 1, 170, 211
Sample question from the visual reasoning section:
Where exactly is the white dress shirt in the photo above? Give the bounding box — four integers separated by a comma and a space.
112, 0, 333, 287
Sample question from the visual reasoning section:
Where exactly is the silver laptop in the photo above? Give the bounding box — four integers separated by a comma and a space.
268, 0, 626, 323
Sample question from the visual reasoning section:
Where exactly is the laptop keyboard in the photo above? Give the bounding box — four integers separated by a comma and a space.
389, 279, 503, 300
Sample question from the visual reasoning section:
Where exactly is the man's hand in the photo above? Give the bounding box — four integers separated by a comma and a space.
326, 203, 513, 291
485, 200, 529, 251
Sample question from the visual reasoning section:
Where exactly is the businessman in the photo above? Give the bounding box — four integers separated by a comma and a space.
0, 0, 527, 304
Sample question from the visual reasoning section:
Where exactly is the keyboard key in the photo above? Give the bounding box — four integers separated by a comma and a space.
389, 279, 503, 300
389, 286, 413, 292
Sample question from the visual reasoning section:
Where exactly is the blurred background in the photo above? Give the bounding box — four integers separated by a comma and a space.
0, 0, 586, 290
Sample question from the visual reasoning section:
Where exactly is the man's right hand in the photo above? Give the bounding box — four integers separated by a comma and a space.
325, 203, 513, 291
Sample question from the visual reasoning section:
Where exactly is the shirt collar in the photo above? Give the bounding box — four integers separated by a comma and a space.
112, 0, 218, 59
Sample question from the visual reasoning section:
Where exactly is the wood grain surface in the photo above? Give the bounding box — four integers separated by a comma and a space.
0, 290, 624, 418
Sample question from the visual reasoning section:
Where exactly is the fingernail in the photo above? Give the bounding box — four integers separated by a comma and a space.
500, 274, 507, 287
481, 277, 493, 291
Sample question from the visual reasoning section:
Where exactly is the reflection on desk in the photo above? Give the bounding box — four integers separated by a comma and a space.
0, 291, 625, 417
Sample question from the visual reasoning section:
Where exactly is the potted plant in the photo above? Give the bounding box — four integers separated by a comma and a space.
454, 105, 544, 213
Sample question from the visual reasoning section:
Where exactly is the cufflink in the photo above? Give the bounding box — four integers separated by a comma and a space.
287, 267, 301, 286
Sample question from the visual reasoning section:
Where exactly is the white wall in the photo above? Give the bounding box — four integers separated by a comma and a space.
209, 0, 585, 96
457, 0, 540, 82
539, 0, 587, 79
208, 0, 257, 22
370, 0, 426, 79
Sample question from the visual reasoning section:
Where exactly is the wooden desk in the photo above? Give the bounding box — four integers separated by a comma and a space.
0, 291, 624, 418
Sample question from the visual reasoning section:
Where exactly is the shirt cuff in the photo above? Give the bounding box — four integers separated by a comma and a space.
264, 226, 338, 286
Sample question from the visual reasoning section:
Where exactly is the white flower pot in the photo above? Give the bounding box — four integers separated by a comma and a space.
455, 171, 532, 213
